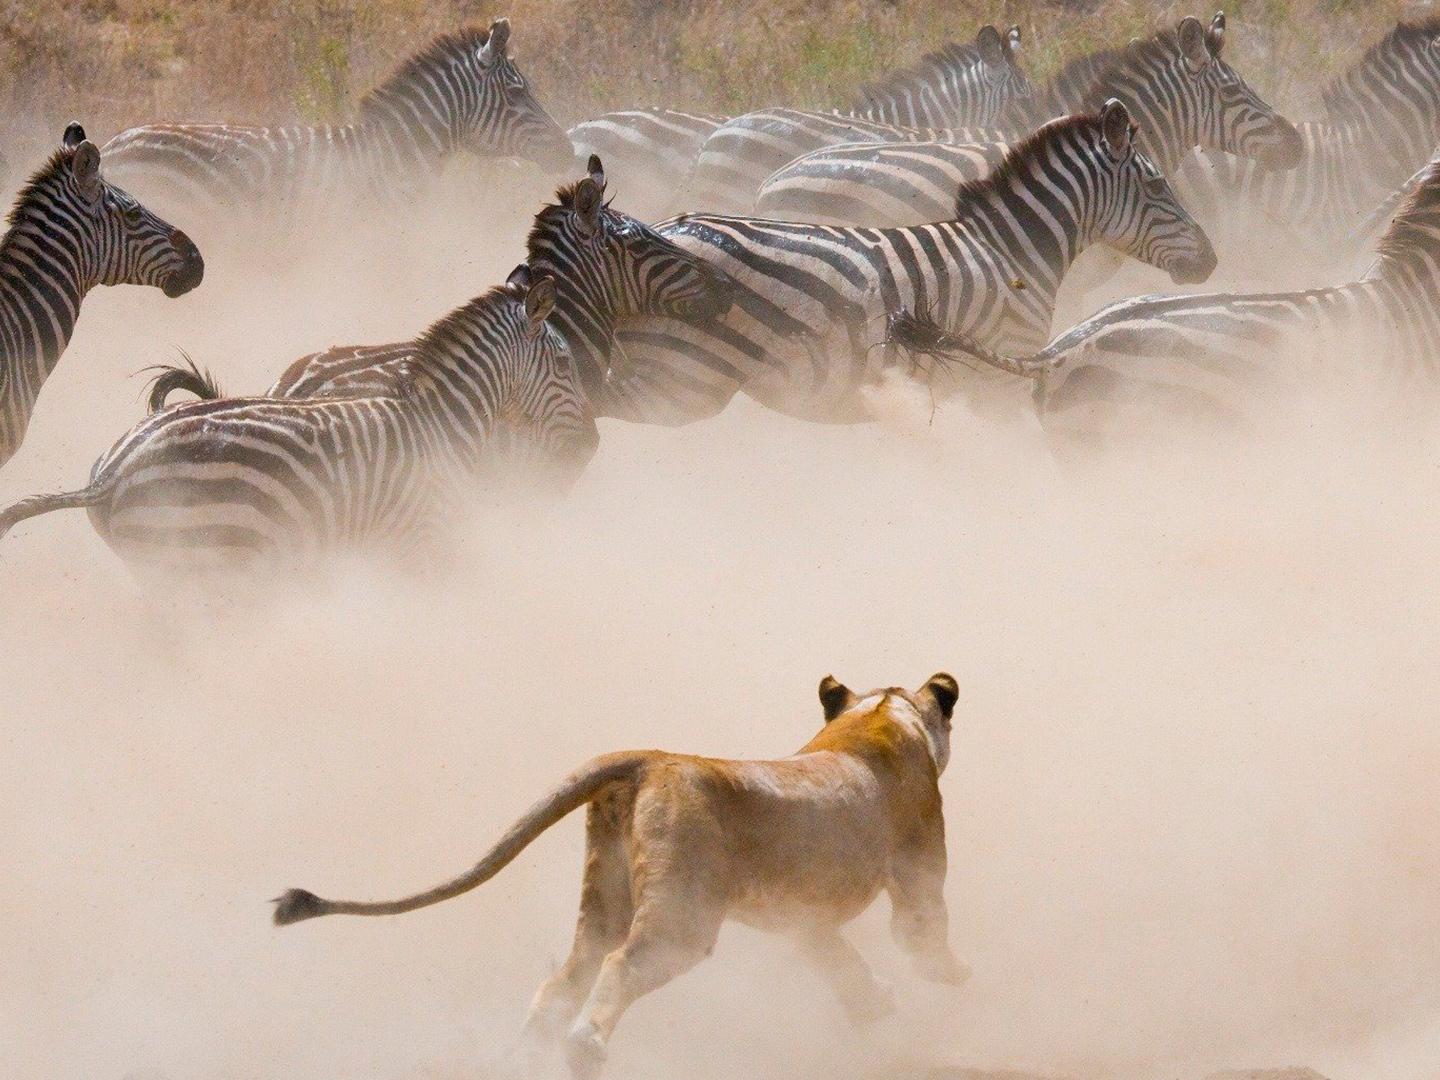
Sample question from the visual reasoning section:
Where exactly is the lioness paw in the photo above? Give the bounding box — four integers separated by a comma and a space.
564, 1024, 606, 1080
918, 953, 971, 987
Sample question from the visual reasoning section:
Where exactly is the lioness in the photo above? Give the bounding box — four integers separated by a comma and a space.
273, 672, 967, 1077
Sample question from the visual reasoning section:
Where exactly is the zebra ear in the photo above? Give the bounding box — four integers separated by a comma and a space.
1100, 99, 1133, 158
1206, 11, 1226, 56
1178, 16, 1212, 72
976, 25, 1006, 67
524, 274, 557, 334
587, 154, 606, 193
480, 18, 511, 65
818, 675, 856, 722
574, 177, 604, 237
1007, 25, 1022, 58
71, 140, 102, 201
506, 263, 533, 293
62, 122, 86, 149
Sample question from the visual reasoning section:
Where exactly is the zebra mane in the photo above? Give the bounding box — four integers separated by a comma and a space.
855, 39, 994, 107
1320, 19, 1440, 120
358, 26, 491, 115
1372, 157, 1440, 268
953, 111, 1098, 215
411, 281, 524, 374
1040, 20, 1213, 115
5, 146, 76, 233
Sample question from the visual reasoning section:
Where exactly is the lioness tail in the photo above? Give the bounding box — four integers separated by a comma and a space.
273, 752, 646, 926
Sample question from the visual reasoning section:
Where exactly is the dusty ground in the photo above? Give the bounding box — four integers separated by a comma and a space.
0, 145, 1437, 1080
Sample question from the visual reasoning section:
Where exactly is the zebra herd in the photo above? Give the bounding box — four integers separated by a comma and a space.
2, 12, 1440, 574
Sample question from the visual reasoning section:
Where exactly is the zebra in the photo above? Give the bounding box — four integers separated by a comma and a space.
0, 266, 596, 573
567, 108, 728, 221
915, 155, 1440, 438
100, 20, 573, 224
0, 123, 204, 472
682, 24, 1032, 213
754, 14, 1305, 227
1172, 17, 1440, 280
599, 100, 1216, 426
566, 24, 1027, 221
148, 156, 736, 421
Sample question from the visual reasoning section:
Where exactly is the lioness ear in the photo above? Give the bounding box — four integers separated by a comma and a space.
1178, 16, 1212, 72
72, 140, 102, 201
920, 673, 959, 721
818, 675, 856, 722
976, 24, 1006, 67
524, 273, 556, 334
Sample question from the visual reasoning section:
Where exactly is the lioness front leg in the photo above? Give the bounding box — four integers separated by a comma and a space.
796, 927, 896, 1026
888, 825, 969, 987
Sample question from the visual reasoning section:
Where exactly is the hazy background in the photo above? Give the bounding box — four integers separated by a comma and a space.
2, 2, 1439, 1078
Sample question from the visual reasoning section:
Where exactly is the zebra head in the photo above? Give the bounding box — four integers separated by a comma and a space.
1091, 100, 1217, 286
493, 264, 599, 488
976, 24, 1035, 128
1176, 12, 1304, 170
462, 19, 574, 173
55, 124, 204, 299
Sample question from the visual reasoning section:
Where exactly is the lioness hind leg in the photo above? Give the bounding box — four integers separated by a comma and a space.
523, 799, 634, 1044
565, 897, 725, 1078
796, 928, 896, 1026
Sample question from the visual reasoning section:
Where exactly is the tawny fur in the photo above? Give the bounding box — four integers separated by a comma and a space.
273, 673, 966, 1078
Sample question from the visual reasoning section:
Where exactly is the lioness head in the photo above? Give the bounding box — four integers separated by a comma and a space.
817, 672, 959, 773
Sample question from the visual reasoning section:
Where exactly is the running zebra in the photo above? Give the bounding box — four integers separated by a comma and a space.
149, 156, 736, 420
0, 124, 203, 471
570, 24, 1026, 220
921, 156, 1440, 435
0, 267, 595, 572
101, 20, 573, 223
567, 108, 727, 220
683, 24, 1031, 212
1173, 17, 1440, 279
602, 101, 1216, 426
755, 14, 1304, 226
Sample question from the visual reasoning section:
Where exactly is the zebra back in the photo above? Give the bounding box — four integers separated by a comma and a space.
852, 24, 1033, 130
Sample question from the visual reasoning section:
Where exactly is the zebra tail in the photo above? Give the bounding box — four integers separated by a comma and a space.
884, 308, 1053, 381
272, 752, 648, 927
144, 351, 223, 413
0, 479, 113, 543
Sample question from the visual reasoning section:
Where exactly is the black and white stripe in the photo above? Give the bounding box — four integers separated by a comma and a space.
150, 157, 736, 421
682, 24, 1031, 212
1173, 18, 1440, 276
567, 108, 727, 219
0, 124, 203, 471
931, 157, 1440, 432
0, 267, 595, 572
756, 14, 1304, 227
602, 103, 1216, 425
101, 20, 573, 221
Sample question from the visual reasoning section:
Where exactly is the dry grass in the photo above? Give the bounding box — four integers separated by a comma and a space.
0, 0, 1420, 158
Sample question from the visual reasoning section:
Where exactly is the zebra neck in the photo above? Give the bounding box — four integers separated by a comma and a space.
954, 173, 1081, 300
357, 95, 456, 174
542, 279, 613, 401
1327, 114, 1434, 199
0, 223, 86, 391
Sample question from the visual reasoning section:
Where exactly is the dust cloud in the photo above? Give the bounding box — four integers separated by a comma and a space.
0, 158, 1436, 1080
